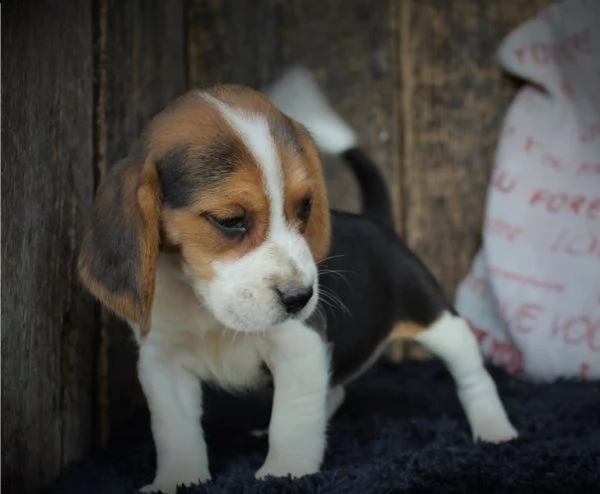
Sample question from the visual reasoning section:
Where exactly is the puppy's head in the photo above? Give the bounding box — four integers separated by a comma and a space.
78, 86, 330, 335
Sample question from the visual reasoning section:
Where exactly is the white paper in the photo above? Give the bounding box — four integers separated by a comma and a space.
456, 0, 600, 381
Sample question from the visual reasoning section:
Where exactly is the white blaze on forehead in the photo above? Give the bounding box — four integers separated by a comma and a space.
202, 94, 286, 236
196, 93, 318, 333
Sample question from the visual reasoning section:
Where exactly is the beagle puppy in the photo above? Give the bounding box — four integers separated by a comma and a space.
78, 66, 518, 493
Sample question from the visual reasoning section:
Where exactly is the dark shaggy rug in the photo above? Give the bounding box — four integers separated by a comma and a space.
48, 360, 600, 494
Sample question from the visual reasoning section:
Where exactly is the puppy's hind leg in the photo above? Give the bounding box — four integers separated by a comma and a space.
411, 312, 518, 443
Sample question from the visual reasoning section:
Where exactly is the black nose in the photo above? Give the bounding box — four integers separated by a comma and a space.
277, 286, 314, 314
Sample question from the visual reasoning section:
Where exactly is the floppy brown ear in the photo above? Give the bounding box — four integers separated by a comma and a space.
78, 158, 161, 336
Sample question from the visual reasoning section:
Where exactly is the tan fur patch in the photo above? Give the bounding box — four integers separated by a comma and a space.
386, 321, 434, 363
299, 137, 331, 262
389, 321, 428, 340
160, 166, 270, 283
270, 117, 331, 262
136, 164, 161, 335
144, 92, 227, 158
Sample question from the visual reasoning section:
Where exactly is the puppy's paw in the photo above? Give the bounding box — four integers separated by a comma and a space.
140, 469, 211, 493
474, 418, 519, 444
461, 387, 519, 444
140, 484, 164, 494
469, 402, 519, 443
255, 461, 318, 480
140, 483, 169, 494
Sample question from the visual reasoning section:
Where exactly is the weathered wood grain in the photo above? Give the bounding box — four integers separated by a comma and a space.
188, 0, 401, 223
1, 0, 95, 492
96, 0, 187, 446
399, 0, 551, 298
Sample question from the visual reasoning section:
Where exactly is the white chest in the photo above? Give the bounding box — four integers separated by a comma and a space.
140, 256, 270, 391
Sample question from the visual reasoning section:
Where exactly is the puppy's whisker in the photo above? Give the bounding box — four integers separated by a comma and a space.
315, 305, 325, 319
320, 268, 351, 274
319, 269, 352, 287
317, 291, 346, 328
317, 295, 334, 311
325, 290, 350, 316
318, 254, 346, 265
218, 326, 226, 352
319, 287, 350, 316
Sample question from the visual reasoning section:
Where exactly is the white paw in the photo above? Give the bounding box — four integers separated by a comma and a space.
140, 469, 211, 493
460, 385, 519, 444
468, 400, 519, 443
140, 484, 164, 494
255, 461, 318, 480
473, 418, 519, 444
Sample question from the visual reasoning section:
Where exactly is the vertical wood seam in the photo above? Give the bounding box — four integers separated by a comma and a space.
390, 0, 403, 236
95, 0, 108, 182
184, 0, 193, 90
133, 0, 141, 129
399, 0, 413, 243
94, 0, 110, 450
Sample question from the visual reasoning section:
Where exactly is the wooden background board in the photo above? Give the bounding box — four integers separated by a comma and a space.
1, 1, 95, 492
1, 1, 550, 491
400, 0, 551, 296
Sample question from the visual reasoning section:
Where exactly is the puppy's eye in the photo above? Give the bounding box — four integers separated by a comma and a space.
205, 214, 249, 239
298, 196, 313, 222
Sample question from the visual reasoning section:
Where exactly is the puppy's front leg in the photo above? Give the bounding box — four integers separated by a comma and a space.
138, 345, 210, 493
256, 321, 330, 479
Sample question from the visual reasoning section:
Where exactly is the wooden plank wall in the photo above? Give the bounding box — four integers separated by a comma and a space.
1, 1, 548, 492
400, 0, 550, 293
1, 1, 95, 493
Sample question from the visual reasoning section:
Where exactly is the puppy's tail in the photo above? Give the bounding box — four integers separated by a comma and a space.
267, 66, 395, 229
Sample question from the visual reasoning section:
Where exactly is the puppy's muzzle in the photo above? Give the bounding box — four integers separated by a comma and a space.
277, 286, 314, 315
